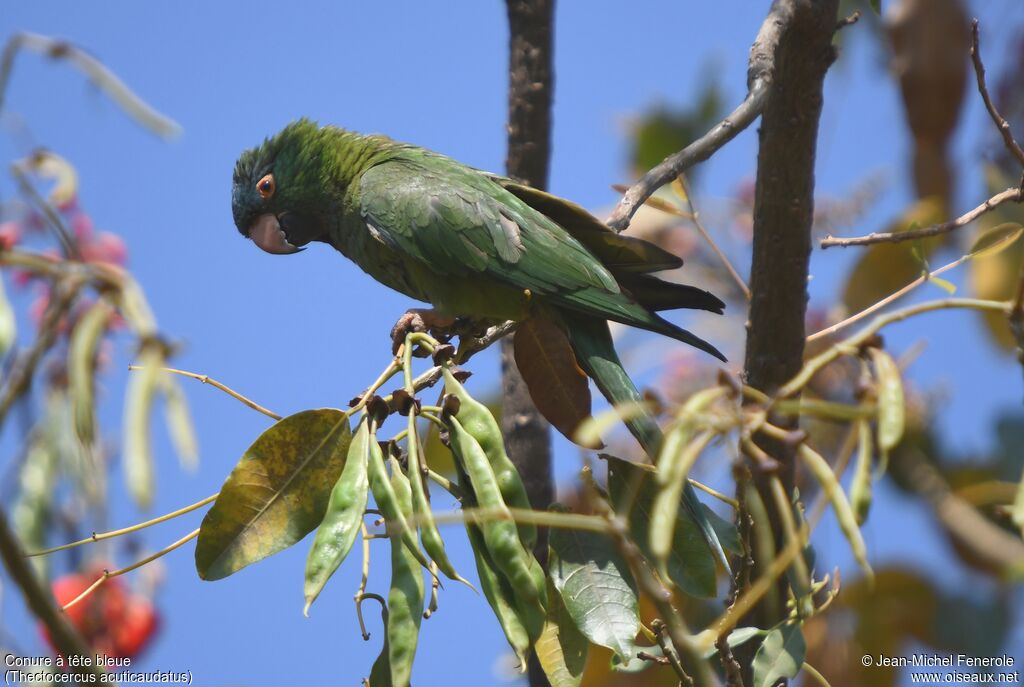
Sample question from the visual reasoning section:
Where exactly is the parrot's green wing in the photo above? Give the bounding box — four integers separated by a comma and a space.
358, 154, 723, 359
483, 174, 685, 275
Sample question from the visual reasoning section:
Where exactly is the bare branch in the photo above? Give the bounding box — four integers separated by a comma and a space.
606, 82, 768, 232
971, 19, 1024, 169
820, 186, 1022, 248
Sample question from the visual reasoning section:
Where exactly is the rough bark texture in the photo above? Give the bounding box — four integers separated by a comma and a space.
503, 2, 554, 685
741, 0, 839, 672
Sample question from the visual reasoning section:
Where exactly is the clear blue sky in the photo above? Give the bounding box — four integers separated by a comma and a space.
2, 2, 1023, 685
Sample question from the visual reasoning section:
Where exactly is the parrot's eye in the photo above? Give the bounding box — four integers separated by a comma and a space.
256, 174, 276, 199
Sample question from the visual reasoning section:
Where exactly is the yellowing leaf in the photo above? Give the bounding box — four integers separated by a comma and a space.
928, 275, 956, 295
536, 577, 588, 687
969, 223, 1024, 260
195, 409, 351, 580
842, 198, 945, 315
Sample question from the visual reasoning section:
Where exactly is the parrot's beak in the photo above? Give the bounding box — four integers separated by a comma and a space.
248, 213, 303, 255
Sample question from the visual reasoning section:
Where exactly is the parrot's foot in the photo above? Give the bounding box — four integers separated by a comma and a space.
390, 309, 457, 356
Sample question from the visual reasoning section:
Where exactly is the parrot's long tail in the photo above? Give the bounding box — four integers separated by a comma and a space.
562, 311, 731, 575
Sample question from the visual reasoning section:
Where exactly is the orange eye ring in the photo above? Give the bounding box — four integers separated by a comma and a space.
256, 173, 276, 199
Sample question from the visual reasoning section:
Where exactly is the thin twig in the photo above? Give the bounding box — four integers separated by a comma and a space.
835, 10, 861, 32
679, 176, 751, 301
430, 506, 611, 533
133, 365, 282, 420
780, 298, 1012, 398
355, 523, 372, 639
971, 19, 1024, 169
61, 528, 199, 612
28, 493, 218, 557
820, 186, 1022, 248
807, 247, 974, 342
607, 81, 769, 232
652, 619, 694, 686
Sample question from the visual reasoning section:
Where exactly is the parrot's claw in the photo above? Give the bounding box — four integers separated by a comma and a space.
390, 309, 457, 356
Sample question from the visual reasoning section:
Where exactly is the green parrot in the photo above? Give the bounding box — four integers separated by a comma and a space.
231, 119, 730, 570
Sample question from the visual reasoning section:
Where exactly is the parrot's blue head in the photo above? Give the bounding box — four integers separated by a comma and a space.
232, 118, 328, 255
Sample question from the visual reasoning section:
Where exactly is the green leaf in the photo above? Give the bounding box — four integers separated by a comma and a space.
549, 518, 640, 662
536, 577, 588, 687
702, 504, 742, 555
195, 409, 352, 580
303, 418, 372, 614
751, 623, 806, 687
606, 455, 716, 597
870, 0, 881, 15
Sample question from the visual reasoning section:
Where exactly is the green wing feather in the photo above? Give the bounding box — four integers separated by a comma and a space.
357, 152, 724, 359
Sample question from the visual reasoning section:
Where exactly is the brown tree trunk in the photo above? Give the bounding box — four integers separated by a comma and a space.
503, 1, 555, 685
740, 0, 839, 676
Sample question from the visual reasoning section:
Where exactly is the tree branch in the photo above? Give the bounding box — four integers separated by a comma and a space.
971, 19, 1024, 169
739, 0, 839, 670
820, 185, 1022, 248
606, 82, 768, 233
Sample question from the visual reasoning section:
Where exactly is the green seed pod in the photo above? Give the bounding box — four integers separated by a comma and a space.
443, 368, 536, 549
385, 456, 425, 687
464, 521, 536, 668
68, 297, 114, 446
367, 427, 432, 573
850, 419, 873, 525
446, 415, 546, 608
304, 416, 370, 615
799, 443, 873, 582
650, 430, 715, 572
869, 348, 905, 454
404, 413, 472, 588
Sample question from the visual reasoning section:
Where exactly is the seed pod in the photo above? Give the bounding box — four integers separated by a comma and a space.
799, 443, 873, 582
446, 414, 546, 608
68, 298, 114, 446
367, 427, 432, 573
123, 343, 164, 509
442, 368, 536, 549
869, 348, 905, 454
404, 413, 471, 588
850, 419, 874, 525
650, 430, 715, 571
464, 521, 533, 670
385, 455, 425, 687
304, 416, 370, 615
